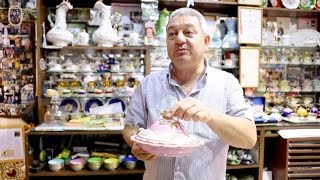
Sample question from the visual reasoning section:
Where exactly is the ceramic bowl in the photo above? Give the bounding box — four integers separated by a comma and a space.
124, 160, 137, 170
69, 158, 86, 171
123, 155, 137, 169
308, 113, 317, 120
104, 158, 119, 171
87, 157, 103, 171
48, 159, 64, 172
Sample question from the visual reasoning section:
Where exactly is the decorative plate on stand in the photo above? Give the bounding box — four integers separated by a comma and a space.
282, 0, 300, 9
60, 98, 80, 113
299, 0, 315, 9
107, 98, 127, 112
84, 98, 104, 112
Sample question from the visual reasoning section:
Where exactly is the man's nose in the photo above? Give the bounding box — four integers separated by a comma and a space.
175, 32, 186, 44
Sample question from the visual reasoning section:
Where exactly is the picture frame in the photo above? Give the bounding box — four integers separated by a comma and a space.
8, 5, 23, 27
238, 6, 262, 45
0, 127, 25, 162
239, 47, 260, 88
238, 0, 262, 6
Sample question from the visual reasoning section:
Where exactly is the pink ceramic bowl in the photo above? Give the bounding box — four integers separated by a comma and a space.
131, 118, 205, 157
131, 135, 203, 157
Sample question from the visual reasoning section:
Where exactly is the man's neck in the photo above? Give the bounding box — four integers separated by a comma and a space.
171, 63, 205, 95
171, 63, 205, 84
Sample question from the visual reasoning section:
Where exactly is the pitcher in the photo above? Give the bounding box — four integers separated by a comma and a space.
92, 0, 120, 47
46, 0, 73, 47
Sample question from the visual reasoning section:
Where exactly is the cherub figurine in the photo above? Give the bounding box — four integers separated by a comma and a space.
187, 0, 194, 7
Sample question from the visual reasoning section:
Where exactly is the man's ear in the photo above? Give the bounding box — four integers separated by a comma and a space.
204, 35, 210, 47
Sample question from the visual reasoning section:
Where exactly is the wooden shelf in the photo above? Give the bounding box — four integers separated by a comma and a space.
289, 166, 320, 172
43, 0, 141, 7
27, 130, 123, 135
263, 7, 320, 18
289, 155, 320, 160
289, 161, 320, 166
29, 167, 144, 177
42, 46, 147, 51
227, 164, 259, 170
159, 0, 238, 15
290, 143, 320, 148
289, 149, 320, 154
288, 172, 320, 178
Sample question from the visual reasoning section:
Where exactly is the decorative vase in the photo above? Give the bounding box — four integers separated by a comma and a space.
92, 0, 120, 47
46, 0, 74, 46
222, 17, 239, 49
217, 21, 227, 40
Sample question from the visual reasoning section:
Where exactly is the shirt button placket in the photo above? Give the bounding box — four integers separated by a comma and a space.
174, 158, 186, 180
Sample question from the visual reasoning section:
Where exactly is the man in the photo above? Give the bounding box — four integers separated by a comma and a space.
123, 7, 257, 180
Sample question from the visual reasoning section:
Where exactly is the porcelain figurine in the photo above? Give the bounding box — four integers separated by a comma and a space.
26, 0, 36, 9
281, 107, 293, 117
128, 31, 140, 46
92, 0, 120, 47
75, 29, 90, 46
46, 0, 74, 46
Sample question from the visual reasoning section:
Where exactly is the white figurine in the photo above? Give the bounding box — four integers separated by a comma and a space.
187, 0, 194, 7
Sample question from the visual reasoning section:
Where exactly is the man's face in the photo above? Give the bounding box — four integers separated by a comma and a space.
166, 15, 210, 68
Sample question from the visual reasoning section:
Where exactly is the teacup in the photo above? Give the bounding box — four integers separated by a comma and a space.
209, 60, 221, 67
303, 97, 313, 105
290, 97, 300, 105
223, 59, 234, 67
280, 34, 291, 46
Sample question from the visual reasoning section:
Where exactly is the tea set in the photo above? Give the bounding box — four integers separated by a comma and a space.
260, 48, 320, 65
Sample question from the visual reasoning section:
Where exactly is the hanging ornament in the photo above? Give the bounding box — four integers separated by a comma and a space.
8, 5, 23, 27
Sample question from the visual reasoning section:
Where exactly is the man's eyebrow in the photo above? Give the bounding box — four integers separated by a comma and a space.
167, 23, 197, 30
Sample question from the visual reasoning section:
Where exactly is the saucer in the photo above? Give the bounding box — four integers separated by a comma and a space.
60, 98, 80, 113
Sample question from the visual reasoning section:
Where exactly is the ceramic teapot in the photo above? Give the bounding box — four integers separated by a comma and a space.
46, 0, 74, 46
92, 0, 120, 47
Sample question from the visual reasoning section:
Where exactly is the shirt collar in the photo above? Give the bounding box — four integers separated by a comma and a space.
166, 59, 209, 78
166, 59, 208, 87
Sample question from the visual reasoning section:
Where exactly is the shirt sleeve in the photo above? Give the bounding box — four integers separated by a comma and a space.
124, 80, 148, 128
226, 74, 254, 121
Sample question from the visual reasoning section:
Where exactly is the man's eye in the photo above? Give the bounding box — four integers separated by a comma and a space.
184, 31, 194, 35
168, 32, 176, 37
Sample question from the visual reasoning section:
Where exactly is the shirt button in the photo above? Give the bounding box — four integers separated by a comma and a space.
176, 166, 180, 171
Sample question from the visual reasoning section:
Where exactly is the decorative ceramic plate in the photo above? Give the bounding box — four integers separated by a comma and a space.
85, 98, 104, 112
299, 0, 315, 9
316, 0, 320, 9
282, 0, 300, 9
60, 98, 80, 113
107, 98, 127, 112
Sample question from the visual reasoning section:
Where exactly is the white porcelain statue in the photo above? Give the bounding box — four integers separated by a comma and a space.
46, 0, 73, 46
92, 0, 119, 47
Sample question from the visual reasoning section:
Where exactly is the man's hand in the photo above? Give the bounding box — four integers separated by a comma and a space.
131, 142, 156, 161
168, 97, 212, 123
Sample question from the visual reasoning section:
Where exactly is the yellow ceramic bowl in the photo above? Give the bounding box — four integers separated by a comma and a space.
104, 158, 119, 171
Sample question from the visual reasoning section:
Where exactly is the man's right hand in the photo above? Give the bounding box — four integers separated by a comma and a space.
131, 142, 156, 161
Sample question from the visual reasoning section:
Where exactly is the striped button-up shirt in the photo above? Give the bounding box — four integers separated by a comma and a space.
125, 64, 253, 180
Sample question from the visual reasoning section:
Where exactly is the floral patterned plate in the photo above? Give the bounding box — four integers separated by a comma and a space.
299, 0, 315, 9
